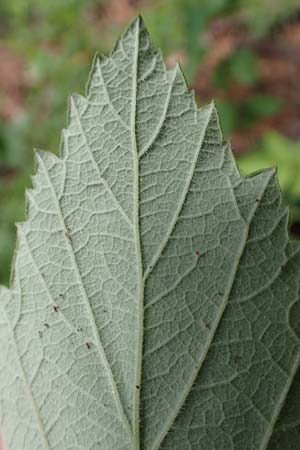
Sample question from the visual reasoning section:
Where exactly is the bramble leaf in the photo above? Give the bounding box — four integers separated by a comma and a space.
0, 16, 300, 450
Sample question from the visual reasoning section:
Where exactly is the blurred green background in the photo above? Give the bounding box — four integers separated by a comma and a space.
0, 0, 300, 285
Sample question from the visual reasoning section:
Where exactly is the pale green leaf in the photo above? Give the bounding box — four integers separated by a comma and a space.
1, 16, 300, 450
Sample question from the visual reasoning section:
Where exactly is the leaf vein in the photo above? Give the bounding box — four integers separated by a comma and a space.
36, 153, 134, 444
143, 102, 215, 282
70, 95, 133, 229
151, 170, 276, 450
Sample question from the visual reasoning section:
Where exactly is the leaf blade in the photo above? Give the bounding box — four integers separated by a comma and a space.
0, 16, 300, 450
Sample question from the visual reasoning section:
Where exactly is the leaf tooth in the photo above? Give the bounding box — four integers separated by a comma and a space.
69, 93, 89, 122
34, 148, 60, 166
221, 142, 241, 182
197, 100, 223, 148
173, 61, 187, 89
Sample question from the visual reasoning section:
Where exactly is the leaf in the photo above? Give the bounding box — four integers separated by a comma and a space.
0, 16, 300, 450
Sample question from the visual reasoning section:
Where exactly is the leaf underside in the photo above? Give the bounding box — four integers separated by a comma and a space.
0, 16, 300, 450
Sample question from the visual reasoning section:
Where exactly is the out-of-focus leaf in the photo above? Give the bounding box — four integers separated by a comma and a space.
238, 132, 300, 223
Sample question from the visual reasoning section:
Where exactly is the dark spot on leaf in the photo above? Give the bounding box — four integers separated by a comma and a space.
195, 250, 201, 256
136, 385, 140, 389
53, 304, 59, 312
86, 342, 92, 349
44, 323, 49, 328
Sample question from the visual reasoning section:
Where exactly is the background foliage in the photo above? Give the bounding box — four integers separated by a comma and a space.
0, 0, 300, 284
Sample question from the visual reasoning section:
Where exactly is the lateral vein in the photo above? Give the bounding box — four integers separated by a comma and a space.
70, 96, 134, 229
36, 153, 134, 444
151, 170, 275, 450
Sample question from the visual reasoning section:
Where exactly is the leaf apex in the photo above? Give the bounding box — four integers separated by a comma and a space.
124, 14, 145, 37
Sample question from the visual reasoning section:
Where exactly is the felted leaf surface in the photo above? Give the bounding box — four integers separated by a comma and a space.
0, 16, 300, 450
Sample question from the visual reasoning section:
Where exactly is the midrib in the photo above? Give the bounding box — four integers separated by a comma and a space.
131, 18, 144, 450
